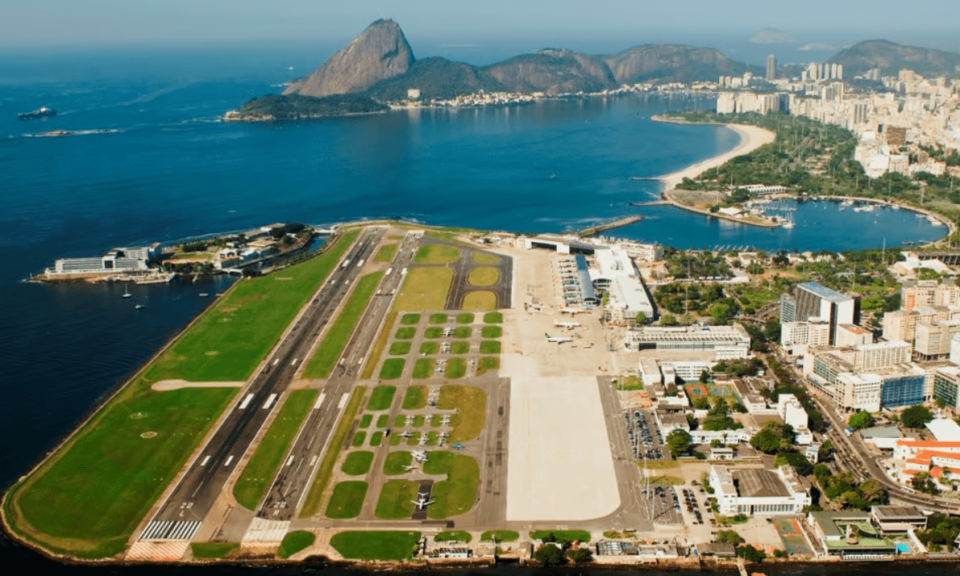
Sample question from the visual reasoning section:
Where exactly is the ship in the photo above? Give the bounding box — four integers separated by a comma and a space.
18, 107, 57, 120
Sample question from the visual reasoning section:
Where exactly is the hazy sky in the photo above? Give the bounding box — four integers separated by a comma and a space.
3, 0, 959, 49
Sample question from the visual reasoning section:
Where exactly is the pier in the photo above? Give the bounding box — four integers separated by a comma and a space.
578, 215, 644, 237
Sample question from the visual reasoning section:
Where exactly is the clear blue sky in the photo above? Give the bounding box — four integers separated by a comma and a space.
3, 0, 958, 50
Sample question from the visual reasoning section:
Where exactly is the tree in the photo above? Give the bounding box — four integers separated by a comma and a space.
666, 429, 692, 457
566, 547, 593, 563
858, 478, 886, 504
848, 411, 875, 430
660, 314, 679, 326
911, 472, 940, 496
710, 439, 722, 448
901, 405, 934, 429
715, 530, 743, 544
692, 397, 711, 410
635, 311, 647, 325
763, 319, 781, 341
699, 369, 711, 384
738, 544, 766, 562
534, 544, 566, 566
750, 421, 795, 454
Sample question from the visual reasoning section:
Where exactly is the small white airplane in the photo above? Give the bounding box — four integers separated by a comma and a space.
418, 435, 428, 445
398, 431, 415, 439
412, 450, 429, 462
559, 306, 585, 315
555, 320, 580, 329
411, 493, 436, 510
403, 464, 420, 472
545, 333, 573, 344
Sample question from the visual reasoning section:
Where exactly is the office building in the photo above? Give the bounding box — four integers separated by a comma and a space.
914, 321, 960, 360
933, 365, 960, 410
710, 465, 811, 515
835, 324, 873, 347
766, 54, 776, 81
780, 282, 856, 345
781, 320, 831, 349
624, 325, 751, 357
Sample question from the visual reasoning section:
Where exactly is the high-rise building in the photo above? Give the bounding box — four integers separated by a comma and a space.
781, 282, 857, 345
766, 54, 777, 81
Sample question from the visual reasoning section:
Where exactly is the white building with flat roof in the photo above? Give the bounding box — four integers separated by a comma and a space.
591, 246, 654, 321
778, 394, 813, 445
625, 325, 751, 358
709, 465, 811, 515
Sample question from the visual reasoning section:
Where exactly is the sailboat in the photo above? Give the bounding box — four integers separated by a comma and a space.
121, 283, 132, 298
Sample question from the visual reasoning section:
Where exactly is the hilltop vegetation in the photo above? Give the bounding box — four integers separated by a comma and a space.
829, 40, 960, 78
229, 94, 387, 121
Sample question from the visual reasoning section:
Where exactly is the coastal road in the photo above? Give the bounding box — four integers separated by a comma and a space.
256, 231, 421, 522
137, 227, 385, 542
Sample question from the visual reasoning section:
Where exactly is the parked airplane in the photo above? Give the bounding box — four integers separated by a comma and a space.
559, 306, 585, 315
403, 465, 420, 472
411, 493, 436, 510
398, 431, 415, 439
412, 450, 429, 462
555, 320, 580, 329
545, 333, 573, 344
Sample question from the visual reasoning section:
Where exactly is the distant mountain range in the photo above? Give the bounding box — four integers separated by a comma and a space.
829, 40, 960, 78
231, 21, 960, 120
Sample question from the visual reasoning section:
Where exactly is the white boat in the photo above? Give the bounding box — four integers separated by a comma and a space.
199, 293, 209, 297
121, 283, 132, 298
135, 304, 145, 310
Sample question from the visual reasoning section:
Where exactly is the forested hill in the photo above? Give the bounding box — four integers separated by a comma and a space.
829, 40, 960, 78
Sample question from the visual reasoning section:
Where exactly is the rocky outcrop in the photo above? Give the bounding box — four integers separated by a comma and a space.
284, 19, 414, 97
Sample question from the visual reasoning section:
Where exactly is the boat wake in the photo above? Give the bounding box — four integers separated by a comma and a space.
21, 128, 123, 138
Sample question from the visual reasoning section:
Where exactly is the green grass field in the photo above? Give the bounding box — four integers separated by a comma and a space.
530, 530, 591, 544
450, 341, 470, 354
468, 267, 499, 286
402, 386, 427, 409
367, 385, 396, 411
412, 359, 434, 379
369, 431, 384, 447
481, 326, 502, 338
412, 415, 425, 427
341, 451, 373, 476
379, 359, 405, 380
438, 385, 486, 443
484, 312, 503, 323
375, 481, 419, 519
376, 414, 389, 428
430, 415, 443, 427
435, 530, 472, 542
304, 271, 383, 378
429, 313, 448, 324
149, 230, 360, 383
330, 531, 420, 560
475, 357, 499, 376
359, 414, 372, 428
456, 313, 475, 324
399, 313, 421, 325
424, 327, 443, 339
453, 326, 471, 338
473, 253, 501, 265
300, 387, 365, 518
395, 327, 416, 339
233, 389, 318, 510
374, 243, 398, 263
383, 451, 413, 475
351, 431, 367, 447
423, 451, 480, 519
388, 341, 410, 355
393, 267, 453, 312
325, 482, 368, 519
406, 433, 421, 446
389, 434, 402, 446
444, 358, 467, 379
419, 341, 438, 354
481, 530, 519, 542
463, 291, 496, 310
278, 531, 316, 559
190, 542, 239, 559
479, 341, 501, 354
414, 244, 460, 264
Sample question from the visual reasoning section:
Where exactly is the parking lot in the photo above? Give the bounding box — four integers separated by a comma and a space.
623, 408, 669, 461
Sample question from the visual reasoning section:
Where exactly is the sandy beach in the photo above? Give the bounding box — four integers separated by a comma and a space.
657, 122, 777, 192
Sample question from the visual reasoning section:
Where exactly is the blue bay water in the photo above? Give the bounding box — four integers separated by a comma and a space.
0, 46, 949, 572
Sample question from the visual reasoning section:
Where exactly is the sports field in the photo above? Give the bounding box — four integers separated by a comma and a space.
684, 383, 740, 402
775, 517, 812, 555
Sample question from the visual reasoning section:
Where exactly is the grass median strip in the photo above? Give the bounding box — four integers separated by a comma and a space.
468, 267, 499, 286
530, 530, 591, 544
481, 530, 519, 542
384, 451, 413, 475
299, 387, 365, 518
374, 243, 398, 263
439, 385, 486, 443
475, 357, 499, 376
330, 531, 421, 560
388, 341, 410, 355
463, 291, 497, 310
304, 271, 384, 379
375, 481, 419, 519
278, 530, 315, 559
423, 451, 480, 519
444, 358, 466, 379
403, 386, 427, 409
190, 542, 239, 559
367, 385, 396, 411
379, 359, 405, 379
234, 389, 319, 510
393, 267, 453, 312
435, 530, 472, 543
341, 451, 373, 475
414, 244, 460, 264
325, 482, 368, 519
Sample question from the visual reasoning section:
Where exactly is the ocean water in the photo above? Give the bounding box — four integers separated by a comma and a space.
0, 46, 949, 571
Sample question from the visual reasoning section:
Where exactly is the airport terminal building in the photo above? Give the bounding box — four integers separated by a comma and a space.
624, 325, 751, 359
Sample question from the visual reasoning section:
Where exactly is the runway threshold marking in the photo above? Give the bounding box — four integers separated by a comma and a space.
309, 455, 318, 467
263, 393, 278, 409
286, 456, 295, 467
224, 456, 234, 467
238, 394, 254, 410
313, 393, 326, 410
200, 456, 210, 467
337, 393, 348, 409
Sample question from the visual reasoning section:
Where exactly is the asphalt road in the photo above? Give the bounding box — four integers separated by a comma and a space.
138, 228, 385, 540
434, 240, 513, 311
257, 232, 420, 522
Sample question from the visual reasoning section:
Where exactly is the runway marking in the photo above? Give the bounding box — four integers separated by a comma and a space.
273, 358, 279, 366
224, 456, 234, 467
309, 455, 318, 467
356, 259, 365, 267
200, 456, 210, 467
385, 268, 392, 276
313, 393, 326, 410
238, 393, 254, 410
262, 393, 278, 409
338, 393, 348, 409
286, 456, 295, 467
291, 358, 299, 366
138, 520, 202, 541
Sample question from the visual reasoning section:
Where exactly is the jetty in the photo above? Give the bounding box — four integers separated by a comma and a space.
578, 215, 643, 237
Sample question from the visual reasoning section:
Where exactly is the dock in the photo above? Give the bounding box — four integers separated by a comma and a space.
578, 215, 644, 237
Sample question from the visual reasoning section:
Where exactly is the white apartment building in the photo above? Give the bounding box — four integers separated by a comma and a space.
710, 465, 811, 515
778, 394, 813, 445
835, 373, 882, 412
914, 320, 960, 360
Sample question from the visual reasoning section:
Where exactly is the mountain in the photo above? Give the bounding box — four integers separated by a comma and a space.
365, 57, 502, 101
484, 50, 618, 95
749, 28, 797, 44
284, 19, 414, 97
828, 40, 960, 78
603, 44, 760, 84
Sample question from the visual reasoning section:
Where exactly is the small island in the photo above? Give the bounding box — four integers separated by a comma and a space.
224, 94, 388, 122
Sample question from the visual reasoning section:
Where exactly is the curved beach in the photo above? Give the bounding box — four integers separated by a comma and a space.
657, 122, 777, 192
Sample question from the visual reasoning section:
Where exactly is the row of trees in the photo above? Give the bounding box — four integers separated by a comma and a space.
813, 465, 887, 510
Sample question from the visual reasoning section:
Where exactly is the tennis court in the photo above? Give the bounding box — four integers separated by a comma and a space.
684, 383, 740, 401
775, 517, 811, 555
